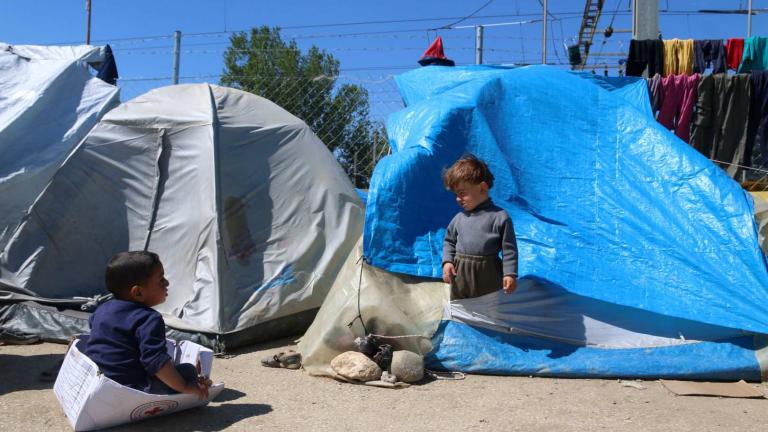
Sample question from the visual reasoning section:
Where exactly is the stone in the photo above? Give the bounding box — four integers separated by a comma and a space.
380, 371, 397, 383
390, 350, 424, 383
331, 351, 382, 382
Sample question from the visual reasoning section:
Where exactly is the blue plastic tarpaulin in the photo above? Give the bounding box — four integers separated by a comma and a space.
364, 65, 768, 336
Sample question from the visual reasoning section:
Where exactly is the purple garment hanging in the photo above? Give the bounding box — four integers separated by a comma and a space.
657, 74, 701, 143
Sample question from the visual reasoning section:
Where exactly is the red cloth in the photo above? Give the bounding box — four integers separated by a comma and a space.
726, 38, 745, 70
657, 74, 700, 143
418, 36, 455, 66
421, 36, 449, 60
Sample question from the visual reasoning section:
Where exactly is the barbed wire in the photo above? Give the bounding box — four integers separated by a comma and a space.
112, 35, 635, 52
115, 46, 544, 56
109, 34, 577, 51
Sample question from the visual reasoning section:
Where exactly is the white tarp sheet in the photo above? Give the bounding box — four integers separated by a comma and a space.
0, 43, 119, 249
298, 237, 448, 377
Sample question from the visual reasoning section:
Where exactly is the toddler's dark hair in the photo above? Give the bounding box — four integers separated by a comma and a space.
442, 154, 494, 191
105, 251, 161, 298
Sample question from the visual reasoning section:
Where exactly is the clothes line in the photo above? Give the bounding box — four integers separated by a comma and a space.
626, 36, 768, 181
627, 36, 768, 77
646, 70, 768, 180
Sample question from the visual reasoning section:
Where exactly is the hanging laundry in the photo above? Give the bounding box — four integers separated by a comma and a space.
647, 73, 663, 114
690, 74, 751, 177
738, 36, 768, 73
746, 71, 768, 168
693, 40, 726, 74
657, 74, 700, 142
663, 39, 694, 76
626, 39, 664, 77
664, 39, 693, 76
726, 38, 745, 70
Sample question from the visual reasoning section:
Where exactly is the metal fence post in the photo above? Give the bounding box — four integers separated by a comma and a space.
172, 31, 181, 85
372, 129, 378, 170
542, 0, 548, 64
353, 150, 358, 188
475, 25, 484, 65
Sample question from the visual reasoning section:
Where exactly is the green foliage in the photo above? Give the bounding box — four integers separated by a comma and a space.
221, 26, 386, 187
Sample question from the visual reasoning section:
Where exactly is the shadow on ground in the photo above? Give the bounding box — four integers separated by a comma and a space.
224, 336, 299, 357
0, 353, 64, 395
110, 403, 273, 431
215, 387, 247, 402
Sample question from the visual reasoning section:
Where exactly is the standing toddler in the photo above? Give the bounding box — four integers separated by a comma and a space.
442, 155, 518, 299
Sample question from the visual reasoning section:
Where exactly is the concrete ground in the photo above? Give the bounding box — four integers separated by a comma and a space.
2, 339, 766, 432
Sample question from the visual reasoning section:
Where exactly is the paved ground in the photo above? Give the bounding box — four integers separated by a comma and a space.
2, 339, 767, 431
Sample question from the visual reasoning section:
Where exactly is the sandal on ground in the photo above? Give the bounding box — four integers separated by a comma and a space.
261, 350, 302, 369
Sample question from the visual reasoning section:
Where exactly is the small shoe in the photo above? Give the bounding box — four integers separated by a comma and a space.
261, 350, 302, 369
261, 353, 283, 368
280, 351, 302, 369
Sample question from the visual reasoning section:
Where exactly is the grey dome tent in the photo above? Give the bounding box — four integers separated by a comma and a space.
0, 83, 363, 350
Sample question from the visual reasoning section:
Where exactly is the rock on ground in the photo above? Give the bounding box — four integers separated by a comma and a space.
330, 351, 382, 382
390, 350, 424, 383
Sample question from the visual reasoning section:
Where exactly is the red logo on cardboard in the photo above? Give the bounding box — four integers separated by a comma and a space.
130, 400, 179, 420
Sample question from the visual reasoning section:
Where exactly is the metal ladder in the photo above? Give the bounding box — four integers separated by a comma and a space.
575, 0, 605, 70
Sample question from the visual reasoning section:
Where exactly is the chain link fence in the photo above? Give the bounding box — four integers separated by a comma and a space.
117, 73, 403, 189
118, 72, 768, 191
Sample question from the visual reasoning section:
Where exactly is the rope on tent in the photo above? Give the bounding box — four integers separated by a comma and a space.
425, 369, 466, 380
346, 258, 432, 343
711, 159, 768, 175
347, 255, 369, 335
345, 255, 465, 382
369, 333, 431, 340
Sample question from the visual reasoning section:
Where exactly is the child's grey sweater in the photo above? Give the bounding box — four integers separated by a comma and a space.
442, 199, 518, 276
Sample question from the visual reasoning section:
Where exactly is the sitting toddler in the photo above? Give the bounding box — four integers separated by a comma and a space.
85, 251, 209, 398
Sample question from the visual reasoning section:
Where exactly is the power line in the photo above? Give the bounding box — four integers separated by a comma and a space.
46, 8, 766, 47
54, 12, 591, 45
434, 0, 496, 29
187, 12, 582, 39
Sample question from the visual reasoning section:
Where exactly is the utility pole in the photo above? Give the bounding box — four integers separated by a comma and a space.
172, 31, 181, 85
632, 0, 659, 40
86, 0, 92, 45
475, 25, 484, 64
541, 0, 548, 64
748, 0, 753, 37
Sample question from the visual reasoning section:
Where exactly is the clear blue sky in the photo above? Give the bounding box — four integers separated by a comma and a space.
2, 0, 766, 104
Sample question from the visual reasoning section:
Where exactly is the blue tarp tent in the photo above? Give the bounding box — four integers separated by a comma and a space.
362, 65, 768, 380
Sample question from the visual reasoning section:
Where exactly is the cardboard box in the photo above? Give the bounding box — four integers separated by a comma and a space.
53, 338, 225, 431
